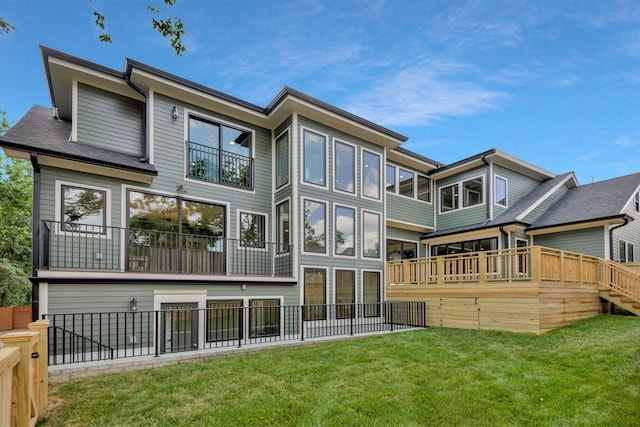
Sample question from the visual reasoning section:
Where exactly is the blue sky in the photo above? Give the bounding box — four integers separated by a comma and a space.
2, 0, 640, 184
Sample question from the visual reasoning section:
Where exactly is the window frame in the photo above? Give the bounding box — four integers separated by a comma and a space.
302, 266, 328, 321
302, 198, 328, 256
495, 175, 508, 207
333, 139, 357, 195
398, 168, 415, 198
619, 239, 635, 262
361, 210, 382, 260
274, 129, 290, 190
301, 127, 329, 189
335, 268, 356, 319
361, 148, 381, 200
361, 270, 382, 318
238, 210, 268, 249
386, 164, 397, 193
439, 174, 485, 213
416, 175, 431, 203
635, 192, 640, 213
463, 176, 484, 208
440, 184, 459, 212
334, 204, 356, 257
55, 181, 111, 237
275, 199, 290, 254
386, 238, 419, 261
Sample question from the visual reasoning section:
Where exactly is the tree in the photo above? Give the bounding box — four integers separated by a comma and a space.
0, 112, 33, 306
1, 1, 186, 56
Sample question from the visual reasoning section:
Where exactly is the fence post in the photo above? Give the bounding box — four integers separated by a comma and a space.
478, 251, 487, 284
0, 331, 39, 426
530, 246, 542, 282
436, 256, 445, 285
300, 305, 304, 341
28, 319, 49, 416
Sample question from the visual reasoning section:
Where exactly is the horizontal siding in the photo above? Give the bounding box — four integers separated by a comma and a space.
611, 197, 640, 262
522, 184, 569, 224
386, 194, 433, 229
77, 83, 144, 157
533, 227, 605, 258
492, 164, 541, 218
435, 166, 488, 230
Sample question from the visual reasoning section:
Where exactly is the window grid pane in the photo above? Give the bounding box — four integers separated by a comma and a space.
304, 200, 326, 253
335, 206, 355, 256
275, 131, 289, 188
362, 151, 381, 199
335, 141, 355, 193
362, 211, 380, 258
62, 185, 106, 233
303, 130, 326, 186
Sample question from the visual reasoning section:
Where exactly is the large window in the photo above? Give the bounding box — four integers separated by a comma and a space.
61, 185, 106, 233
463, 178, 483, 207
304, 199, 326, 254
363, 271, 381, 317
398, 168, 414, 197
275, 130, 289, 189
430, 238, 498, 256
335, 140, 355, 193
440, 177, 483, 212
239, 212, 266, 248
187, 116, 252, 189
417, 176, 431, 202
441, 184, 459, 212
387, 239, 417, 260
386, 164, 396, 193
362, 211, 381, 258
276, 201, 290, 253
495, 176, 507, 206
335, 270, 355, 319
362, 150, 381, 199
303, 129, 326, 187
335, 206, 355, 256
304, 268, 326, 320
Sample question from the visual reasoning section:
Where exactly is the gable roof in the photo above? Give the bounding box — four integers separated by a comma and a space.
529, 172, 640, 231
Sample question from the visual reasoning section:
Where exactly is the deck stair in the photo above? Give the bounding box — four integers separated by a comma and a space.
598, 260, 640, 316
599, 290, 640, 316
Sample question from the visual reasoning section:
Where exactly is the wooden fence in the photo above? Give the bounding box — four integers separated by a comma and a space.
0, 320, 49, 426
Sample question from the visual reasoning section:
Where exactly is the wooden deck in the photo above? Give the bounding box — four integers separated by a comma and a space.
386, 246, 640, 333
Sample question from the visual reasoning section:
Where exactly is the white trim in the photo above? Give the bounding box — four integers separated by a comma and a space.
300, 127, 329, 190
237, 209, 269, 251
148, 90, 155, 165
71, 79, 78, 141
300, 265, 329, 307
438, 174, 485, 214
54, 180, 112, 237
333, 267, 357, 305
385, 163, 397, 194
333, 203, 357, 257
361, 209, 382, 260
494, 174, 508, 208
273, 127, 292, 192
36, 270, 297, 282
360, 269, 383, 310
333, 138, 357, 196
386, 237, 421, 261
301, 197, 330, 257
274, 198, 291, 256
516, 174, 575, 221
360, 148, 382, 201
291, 114, 299, 281
154, 291, 207, 351
39, 282, 48, 316
385, 218, 434, 233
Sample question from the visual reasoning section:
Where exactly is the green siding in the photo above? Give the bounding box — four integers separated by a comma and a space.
436, 166, 488, 230
533, 227, 605, 258
611, 196, 640, 262
77, 83, 144, 157
522, 184, 569, 224
386, 227, 427, 257
385, 160, 434, 229
492, 164, 540, 218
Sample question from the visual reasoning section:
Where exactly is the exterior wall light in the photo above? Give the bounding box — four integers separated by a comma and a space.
171, 105, 179, 119
130, 298, 138, 312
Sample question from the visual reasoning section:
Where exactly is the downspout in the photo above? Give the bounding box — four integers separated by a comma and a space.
30, 152, 41, 321
125, 74, 150, 163
609, 217, 630, 260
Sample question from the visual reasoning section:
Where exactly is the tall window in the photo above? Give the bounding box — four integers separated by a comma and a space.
304, 268, 326, 320
362, 211, 381, 258
387, 239, 417, 260
188, 116, 252, 189
363, 271, 381, 317
398, 169, 414, 197
620, 240, 634, 262
304, 199, 326, 253
61, 185, 106, 233
239, 212, 266, 248
275, 130, 289, 189
335, 141, 355, 193
362, 150, 381, 199
495, 176, 507, 207
335, 206, 355, 256
303, 129, 326, 187
417, 175, 431, 202
441, 184, 459, 212
386, 164, 396, 192
463, 178, 483, 207
335, 270, 355, 319
276, 201, 290, 253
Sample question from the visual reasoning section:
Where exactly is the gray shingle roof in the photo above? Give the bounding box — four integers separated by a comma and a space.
0, 105, 157, 176
529, 172, 640, 230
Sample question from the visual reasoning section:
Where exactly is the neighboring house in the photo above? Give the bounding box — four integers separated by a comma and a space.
1, 47, 639, 340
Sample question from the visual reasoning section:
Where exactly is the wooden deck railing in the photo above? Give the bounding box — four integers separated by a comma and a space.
0, 320, 49, 426
387, 246, 640, 303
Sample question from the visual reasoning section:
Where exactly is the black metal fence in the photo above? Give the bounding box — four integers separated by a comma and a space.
40, 220, 293, 277
44, 302, 426, 366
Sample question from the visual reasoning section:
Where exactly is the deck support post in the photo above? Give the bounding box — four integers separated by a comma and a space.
478, 252, 487, 284
28, 319, 49, 416
531, 246, 542, 282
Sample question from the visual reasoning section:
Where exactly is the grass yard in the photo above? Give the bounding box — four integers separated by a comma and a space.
41, 315, 640, 426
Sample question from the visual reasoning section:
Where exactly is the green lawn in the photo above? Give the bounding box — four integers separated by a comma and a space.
41, 315, 640, 426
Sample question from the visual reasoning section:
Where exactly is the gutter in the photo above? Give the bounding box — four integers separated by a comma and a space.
29, 152, 41, 321
125, 73, 150, 164
609, 217, 630, 260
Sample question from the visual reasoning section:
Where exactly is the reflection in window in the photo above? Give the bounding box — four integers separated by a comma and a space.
335, 270, 355, 319
363, 271, 381, 317
239, 212, 266, 248
304, 268, 326, 320
335, 206, 355, 256
463, 178, 483, 207
441, 184, 459, 212
362, 211, 380, 258
417, 175, 431, 202
430, 238, 498, 256
275, 131, 289, 189
276, 201, 290, 253
386, 164, 396, 192
62, 185, 106, 233
303, 129, 326, 186
335, 141, 355, 193
207, 300, 241, 342
386, 239, 417, 260
249, 299, 280, 338
398, 169, 414, 197
304, 200, 326, 253
362, 150, 381, 199
495, 176, 507, 206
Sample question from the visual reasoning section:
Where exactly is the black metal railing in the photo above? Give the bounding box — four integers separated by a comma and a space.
40, 220, 293, 276
43, 302, 426, 365
187, 141, 254, 189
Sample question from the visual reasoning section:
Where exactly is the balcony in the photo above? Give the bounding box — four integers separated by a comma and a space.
187, 141, 254, 190
39, 220, 292, 277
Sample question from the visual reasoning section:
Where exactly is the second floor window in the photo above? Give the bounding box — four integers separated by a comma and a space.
187, 116, 253, 189
334, 140, 355, 193
303, 129, 326, 187
304, 199, 326, 253
239, 212, 266, 248
362, 150, 381, 199
62, 185, 106, 233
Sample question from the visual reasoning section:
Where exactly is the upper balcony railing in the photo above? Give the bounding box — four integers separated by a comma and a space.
187, 141, 254, 190
40, 220, 292, 277
387, 246, 640, 303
